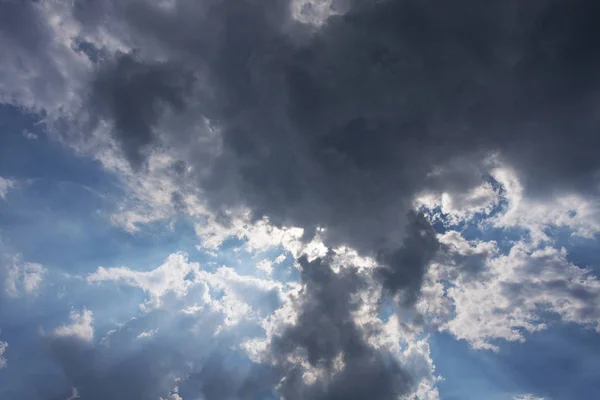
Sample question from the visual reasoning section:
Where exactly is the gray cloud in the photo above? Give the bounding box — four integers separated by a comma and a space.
69, 0, 600, 255
272, 255, 413, 399
89, 53, 195, 168
377, 212, 439, 305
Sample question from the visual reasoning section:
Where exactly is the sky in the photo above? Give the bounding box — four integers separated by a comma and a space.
0, 1, 600, 399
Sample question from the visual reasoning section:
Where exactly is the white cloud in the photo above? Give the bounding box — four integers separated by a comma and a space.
372, 317, 441, 400
88, 252, 286, 330
290, 0, 341, 26
421, 233, 600, 351
274, 253, 287, 264
65, 387, 80, 400
491, 166, 600, 242
416, 181, 500, 225
4, 259, 46, 298
136, 329, 159, 340
256, 259, 273, 275
105, 151, 208, 232
88, 252, 209, 311
513, 395, 545, 400
0, 177, 15, 199
416, 163, 600, 243
22, 129, 39, 140
53, 309, 94, 342
414, 163, 600, 351
0, 339, 7, 369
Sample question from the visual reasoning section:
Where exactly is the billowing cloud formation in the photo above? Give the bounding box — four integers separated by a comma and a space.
419, 232, 600, 351
2, 0, 600, 399
6, 0, 600, 270
52, 309, 95, 342
272, 255, 412, 399
41, 252, 438, 400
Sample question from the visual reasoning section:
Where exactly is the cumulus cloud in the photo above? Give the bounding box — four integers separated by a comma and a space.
88, 252, 285, 321
412, 167, 600, 351
88, 252, 209, 311
83, 251, 439, 399
52, 309, 94, 342
0, 241, 46, 298
251, 254, 440, 400
419, 232, 600, 351
4, 260, 46, 298
491, 166, 600, 242
0, 177, 14, 199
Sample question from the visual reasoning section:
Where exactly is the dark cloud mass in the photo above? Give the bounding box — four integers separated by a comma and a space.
273, 255, 412, 399
90, 53, 194, 167
77, 0, 600, 252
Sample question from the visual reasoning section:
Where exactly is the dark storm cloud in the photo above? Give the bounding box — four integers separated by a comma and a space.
377, 212, 440, 305
272, 255, 413, 399
89, 53, 194, 168
71, 0, 600, 257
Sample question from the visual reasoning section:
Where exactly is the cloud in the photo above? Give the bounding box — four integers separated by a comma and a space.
66, 387, 80, 400
87, 252, 285, 321
21, 129, 38, 140
0, 240, 46, 298
256, 259, 274, 275
420, 233, 600, 351
413, 168, 600, 351
513, 395, 545, 400
47, 324, 185, 400
0, 0, 91, 115
136, 329, 158, 340
83, 251, 439, 399
0, 177, 14, 199
4, 0, 600, 324
265, 254, 439, 400
0, 339, 7, 369
7, 2, 596, 338
52, 309, 94, 342
52, 0, 600, 253
3, 260, 46, 298
491, 166, 600, 242
88, 252, 208, 311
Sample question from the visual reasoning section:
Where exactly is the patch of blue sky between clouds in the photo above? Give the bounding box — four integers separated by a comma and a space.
430, 324, 600, 400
